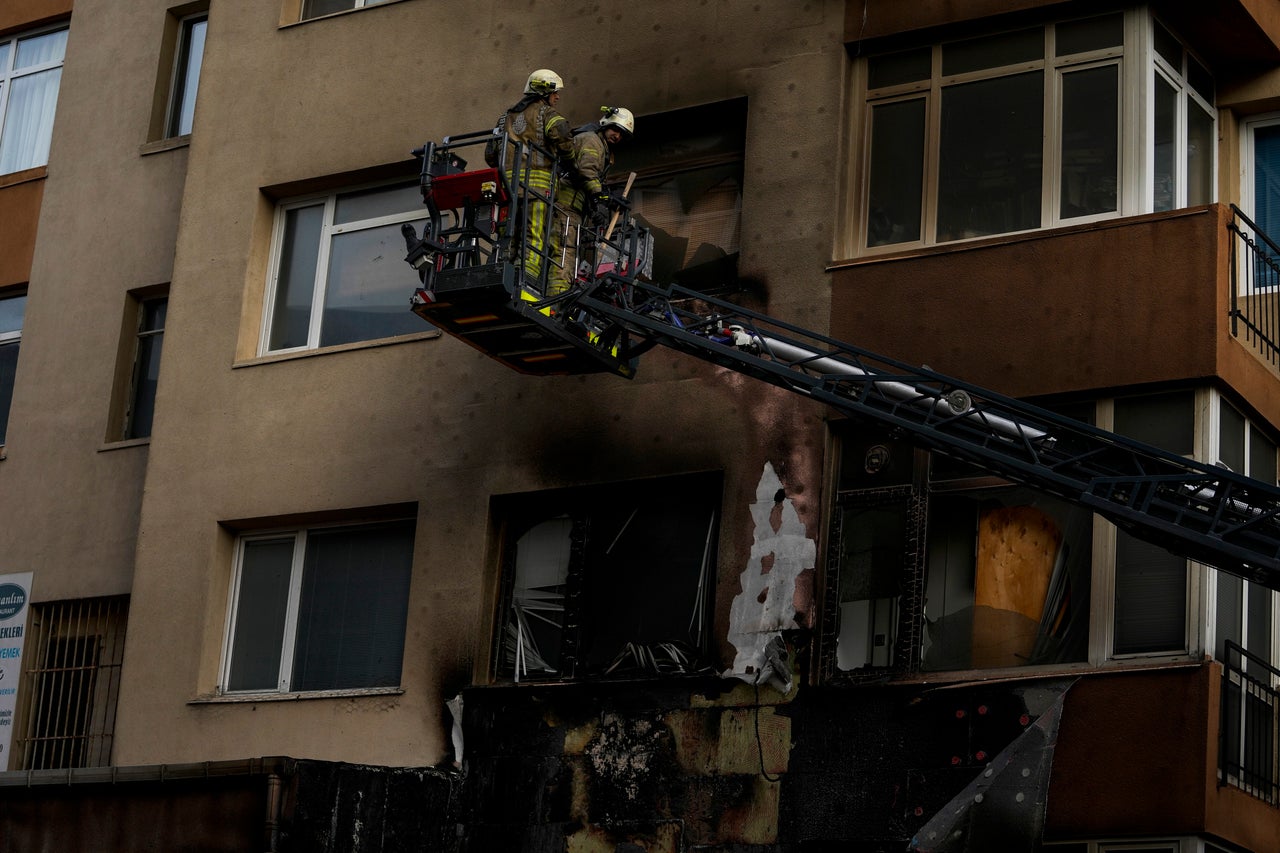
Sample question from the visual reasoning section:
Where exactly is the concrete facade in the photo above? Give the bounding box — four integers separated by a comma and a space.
3, 0, 1280, 849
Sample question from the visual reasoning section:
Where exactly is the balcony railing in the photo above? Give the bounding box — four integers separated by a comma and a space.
1220, 640, 1280, 805
1228, 204, 1280, 368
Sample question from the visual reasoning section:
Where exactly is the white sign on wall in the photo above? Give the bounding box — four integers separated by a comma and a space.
0, 572, 33, 766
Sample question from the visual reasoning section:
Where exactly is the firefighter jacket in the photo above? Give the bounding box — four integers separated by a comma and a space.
484, 96, 574, 174
557, 126, 613, 214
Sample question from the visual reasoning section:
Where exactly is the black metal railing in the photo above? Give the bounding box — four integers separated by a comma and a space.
1228, 204, 1280, 368
1220, 640, 1280, 805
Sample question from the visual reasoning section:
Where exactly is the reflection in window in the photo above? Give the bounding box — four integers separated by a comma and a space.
264, 181, 427, 353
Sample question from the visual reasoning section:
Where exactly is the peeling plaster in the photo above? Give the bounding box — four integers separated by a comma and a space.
724, 462, 816, 689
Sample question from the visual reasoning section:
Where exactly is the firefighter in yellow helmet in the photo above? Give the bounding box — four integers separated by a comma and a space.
484, 69, 576, 284
548, 106, 635, 295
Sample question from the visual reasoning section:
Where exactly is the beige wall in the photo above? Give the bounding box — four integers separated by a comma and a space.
107, 0, 845, 768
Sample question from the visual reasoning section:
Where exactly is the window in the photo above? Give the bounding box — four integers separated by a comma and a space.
262, 180, 427, 354
222, 518, 414, 694
494, 472, 721, 682
122, 296, 166, 440
300, 0, 392, 21
165, 13, 206, 138
856, 12, 1214, 252
0, 293, 25, 446
14, 596, 128, 770
1151, 19, 1214, 212
0, 24, 67, 176
1110, 391, 1195, 656
824, 427, 1092, 678
612, 100, 745, 295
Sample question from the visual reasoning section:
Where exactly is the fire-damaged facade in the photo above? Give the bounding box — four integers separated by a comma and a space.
5, 0, 1280, 850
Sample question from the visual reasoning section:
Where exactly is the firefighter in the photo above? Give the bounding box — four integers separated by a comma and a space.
485, 69, 576, 283
548, 106, 635, 295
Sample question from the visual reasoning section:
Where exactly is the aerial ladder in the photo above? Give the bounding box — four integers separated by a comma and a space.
400, 130, 1280, 592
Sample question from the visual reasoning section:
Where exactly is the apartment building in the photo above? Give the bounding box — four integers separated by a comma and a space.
1, 0, 1280, 850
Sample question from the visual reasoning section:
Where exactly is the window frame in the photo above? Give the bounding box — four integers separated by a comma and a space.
163, 11, 207, 139
0, 22, 68, 177
122, 295, 167, 441
219, 517, 416, 696
0, 291, 26, 448
850, 9, 1215, 256
259, 178, 428, 356
299, 0, 392, 22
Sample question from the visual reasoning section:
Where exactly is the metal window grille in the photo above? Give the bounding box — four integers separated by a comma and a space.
1220, 639, 1280, 805
13, 596, 128, 770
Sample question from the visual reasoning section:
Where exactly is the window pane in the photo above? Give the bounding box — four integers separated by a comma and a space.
1187, 98, 1214, 206
1153, 74, 1177, 212
1060, 65, 1118, 218
0, 66, 62, 174
269, 204, 324, 351
0, 43, 10, 71
867, 99, 925, 247
14, 29, 66, 68
227, 538, 294, 692
1247, 582, 1272, 673
168, 17, 206, 138
938, 72, 1043, 241
291, 522, 414, 691
1217, 570, 1242, 661
127, 298, 167, 441
0, 293, 25, 335
1113, 532, 1186, 654
1252, 429, 1277, 485
1153, 20, 1182, 70
302, 0, 357, 20
1220, 398, 1245, 472
319, 221, 427, 347
334, 182, 421, 226
1114, 391, 1194, 456
943, 28, 1042, 75
1188, 55, 1214, 104
630, 167, 742, 287
1055, 13, 1123, 56
1254, 124, 1280, 244
868, 48, 930, 89
0, 339, 18, 445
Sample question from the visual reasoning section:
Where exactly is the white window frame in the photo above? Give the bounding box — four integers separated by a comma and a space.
219, 518, 415, 695
163, 12, 207, 139
0, 292, 26, 447
852, 9, 1216, 256
0, 22, 69, 176
1087, 390, 1209, 665
259, 179, 427, 355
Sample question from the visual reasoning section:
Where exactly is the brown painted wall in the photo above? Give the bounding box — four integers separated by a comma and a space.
0, 0, 70, 35
1048, 665, 1280, 852
0, 175, 42, 288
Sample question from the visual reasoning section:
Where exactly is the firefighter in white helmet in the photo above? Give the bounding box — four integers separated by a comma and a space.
548, 106, 635, 295
484, 69, 577, 284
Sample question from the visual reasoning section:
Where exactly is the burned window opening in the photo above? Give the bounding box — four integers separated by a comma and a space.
823, 426, 1092, 681
495, 473, 722, 683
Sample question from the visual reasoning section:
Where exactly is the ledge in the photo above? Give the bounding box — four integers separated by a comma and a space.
190, 686, 404, 704
232, 329, 440, 369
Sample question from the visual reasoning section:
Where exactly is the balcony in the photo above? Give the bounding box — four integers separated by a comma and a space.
829, 204, 1280, 425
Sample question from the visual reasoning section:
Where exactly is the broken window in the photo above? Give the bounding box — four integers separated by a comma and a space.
494, 472, 721, 682
611, 99, 745, 296
823, 425, 1092, 679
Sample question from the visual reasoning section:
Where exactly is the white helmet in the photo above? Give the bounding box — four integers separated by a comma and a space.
600, 106, 635, 136
524, 69, 564, 96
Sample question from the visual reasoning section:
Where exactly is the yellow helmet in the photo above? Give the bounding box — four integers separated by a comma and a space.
524, 69, 564, 96
600, 106, 635, 136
